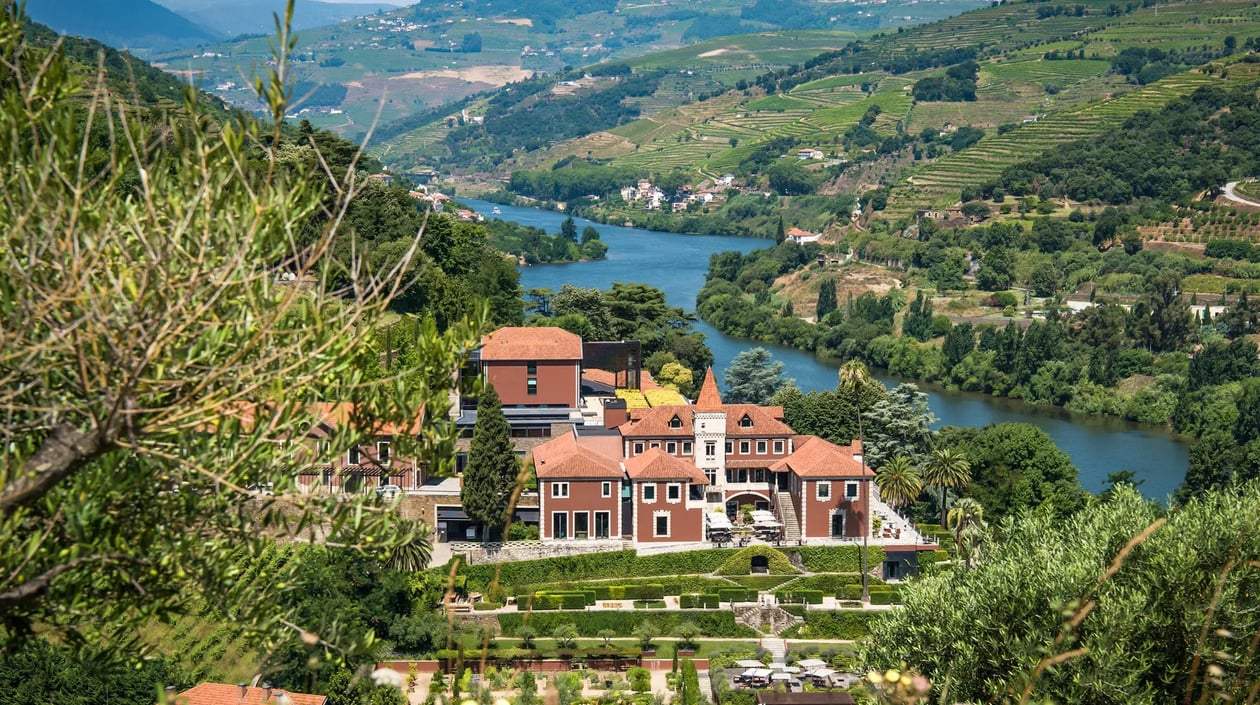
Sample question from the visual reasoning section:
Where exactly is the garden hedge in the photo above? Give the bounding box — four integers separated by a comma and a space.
714, 546, 799, 576
717, 587, 758, 603
779, 589, 824, 605
498, 611, 756, 638
798, 611, 878, 639
679, 593, 720, 609
454, 550, 735, 593
792, 546, 886, 573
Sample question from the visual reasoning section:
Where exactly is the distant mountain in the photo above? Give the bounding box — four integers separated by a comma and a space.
156, 0, 397, 37
24, 0, 220, 52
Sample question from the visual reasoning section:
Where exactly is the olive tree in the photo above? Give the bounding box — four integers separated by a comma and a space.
0, 4, 479, 661
863, 485, 1260, 704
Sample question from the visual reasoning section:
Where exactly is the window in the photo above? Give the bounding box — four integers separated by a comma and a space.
654, 513, 670, 537
601, 481, 612, 498
527, 379, 538, 396
682, 442, 693, 455
753, 469, 767, 483
320, 440, 331, 456
739, 414, 753, 428
348, 447, 360, 465
415, 469, 423, 487
831, 510, 846, 538
756, 440, 767, 454
633, 442, 644, 454
740, 441, 750, 454
552, 482, 570, 498
552, 512, 568, 540
705, 469, 717, 485
725, 441, 733, 454
773, 440, 784, 454
817, 481, 831, 500
527, 361, 537, 375
643, 484, 656, 501
594, 511, 611, 539
690, 484, 704, 501
667, 484, 681, 501
667, 441, 677, 454
573, 512, 589, 539
377, 441, 391, 465
669, 415, 682, 429
650, 442, 660, 449
705, 441, 716, 457
846, 481, 860, 499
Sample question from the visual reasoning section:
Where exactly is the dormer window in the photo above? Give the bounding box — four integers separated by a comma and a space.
739, 414, 753, 428
669, 415, 682, 429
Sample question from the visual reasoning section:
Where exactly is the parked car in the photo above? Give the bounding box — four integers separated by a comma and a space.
376, 484, 401, 500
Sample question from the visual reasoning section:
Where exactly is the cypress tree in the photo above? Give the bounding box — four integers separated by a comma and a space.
560, 216, 578, 243
816, 278, 837, 320
776, 215, 786, 243
460, 383, 518, 540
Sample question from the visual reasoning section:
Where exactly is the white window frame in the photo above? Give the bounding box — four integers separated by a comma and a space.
682, 441, 693, 455
740, 440, 750, 454
377, 441, 391, 465
594, 511, 611, 539
633, 442, 644, 454
642, 484, 656, 502
348, 447, 361, 465
552, 512, 568, 540
601, 481, 612, 498
773, 439, 784, 454
653, 511, 671, 538
845, 481, 860, 499
667, 483, 681, 502
669, 415, 682, 429
817, 480, 831, 500
725, 441, 733, 454
667, 441, 677, 454
650, 441, 661, 449
756, 440, 767, 455
705, 441, 716, 457
552, 481, 570, 498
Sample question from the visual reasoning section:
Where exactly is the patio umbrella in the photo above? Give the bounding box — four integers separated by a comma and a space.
783, 666, 802, 673
810, 668, 837, 678
769, 663, 789, 670
771, 673, 792, 681
736, 660, 765, 668
797, 659, 826, 669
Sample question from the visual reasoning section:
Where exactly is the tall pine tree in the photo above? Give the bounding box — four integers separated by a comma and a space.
560, 216, 578, 243
816, 279, 837, 320
460, 383, 519, 540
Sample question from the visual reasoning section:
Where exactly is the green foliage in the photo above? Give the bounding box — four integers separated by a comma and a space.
497, 611, 754, 638
0, 639, 186, 705
678, 593, 720, 609
938, 423, 1085, 520
461, 384, 518, 538
864, 485, 1260, 704
722, 347, 792, 404
714, 546, 800, 575
794, 546, 887, 573
628, 667, 652, 692
798, 611, 876, 639
452, 549, 735, 594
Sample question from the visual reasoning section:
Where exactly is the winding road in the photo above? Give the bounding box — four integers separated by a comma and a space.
1222, 181, 1260, 207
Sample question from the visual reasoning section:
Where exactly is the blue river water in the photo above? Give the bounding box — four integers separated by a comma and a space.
466, 198, 1189, 500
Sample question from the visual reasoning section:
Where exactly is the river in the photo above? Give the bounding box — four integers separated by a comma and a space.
466, 198, 1189, 500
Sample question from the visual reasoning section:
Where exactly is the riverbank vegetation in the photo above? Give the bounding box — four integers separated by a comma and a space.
485, 217, 609, 264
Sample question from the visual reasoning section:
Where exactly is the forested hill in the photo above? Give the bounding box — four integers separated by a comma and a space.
24, 0, 219, 52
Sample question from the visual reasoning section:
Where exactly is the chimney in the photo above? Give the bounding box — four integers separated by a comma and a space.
163, 686, 177, 704
262, 684, 273, 701
238, 683, 248, 700
604, 398, 628, 430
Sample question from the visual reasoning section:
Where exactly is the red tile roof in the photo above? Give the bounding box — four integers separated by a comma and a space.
532, 432, 624, 479
621, 406, 695, 438
582, 368, 664, 391
724, 404, 793, 436
695, 368, 723, 411
481, 327, 582, 361
177, 683, 326, 705
624, 448, 707, 483
769, 435, 871, 478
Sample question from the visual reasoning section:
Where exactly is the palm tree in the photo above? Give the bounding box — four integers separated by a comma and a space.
875, 455, 923, 512
921, 447, 972, 526
947, 497, 986, 570
838, 360, 874, 602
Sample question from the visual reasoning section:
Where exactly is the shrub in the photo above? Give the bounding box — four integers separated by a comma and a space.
781, 589, 824, 604
452, 550, 735, 593
780, 604, 807, 617
869, 591, 901, 605
635, 600, 667, 609
679, 593, 720, 609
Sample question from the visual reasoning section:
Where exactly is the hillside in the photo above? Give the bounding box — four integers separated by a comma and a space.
470, 0, 1260, 221
156, 0, 398, 37
24, 0, 219, 52
149, 0, 985, 143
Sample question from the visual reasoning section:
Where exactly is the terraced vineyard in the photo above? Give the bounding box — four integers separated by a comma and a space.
881, 66, 1255, 220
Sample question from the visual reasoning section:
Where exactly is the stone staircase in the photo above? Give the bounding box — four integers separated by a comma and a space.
776, 491, 802, 543
761, 637, 787, 661
734, 603, 798, 635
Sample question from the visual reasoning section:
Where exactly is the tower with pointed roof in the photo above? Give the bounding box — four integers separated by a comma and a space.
693, 368, 727, 497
